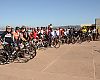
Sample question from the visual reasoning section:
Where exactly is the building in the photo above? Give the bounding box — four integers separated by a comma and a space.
95, 18, 100, 33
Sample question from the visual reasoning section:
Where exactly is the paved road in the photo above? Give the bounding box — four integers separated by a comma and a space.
0, 41, 100, 80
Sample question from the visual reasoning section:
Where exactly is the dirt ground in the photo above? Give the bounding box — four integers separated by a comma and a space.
0, 41, 100, 80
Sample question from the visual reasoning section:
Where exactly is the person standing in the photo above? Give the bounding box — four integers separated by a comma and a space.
92, 27, 96, 41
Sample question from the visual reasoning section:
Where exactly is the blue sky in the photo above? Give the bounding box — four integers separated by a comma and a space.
0, 0, 100, 27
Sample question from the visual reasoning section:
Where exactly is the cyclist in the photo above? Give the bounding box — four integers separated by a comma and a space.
20, 26, 29, 42
82, 27, 87, 40
19, 26, 30, 49
13, 27, 20, 48
50, 29, 57, 47
56, 28, 60, 39
1, 26, 14, 46
1, 25, 15, 63
30, 28, 38, 41
92, 27, 96, 41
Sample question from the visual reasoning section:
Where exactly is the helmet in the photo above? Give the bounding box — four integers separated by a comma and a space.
49, 24, 52, 26
21, 26, 26, 30
15, 27, 20, 30
6, 25, 12, 32
6, 25, 12, 29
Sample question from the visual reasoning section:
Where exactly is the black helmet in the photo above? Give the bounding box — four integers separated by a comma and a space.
21, 26, 26, 30
15, 27, 20, 30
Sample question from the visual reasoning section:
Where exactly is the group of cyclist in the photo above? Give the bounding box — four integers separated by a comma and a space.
0, 24, 99, 50
0, 24, 99, 64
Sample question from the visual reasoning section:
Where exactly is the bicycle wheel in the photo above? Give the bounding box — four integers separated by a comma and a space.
71, 37, 75, 44
77, 36, 82, 44
51, 40, 55, 48
29, 46, 36, 59
0, 49, 8, 64
54, 39, 60, 48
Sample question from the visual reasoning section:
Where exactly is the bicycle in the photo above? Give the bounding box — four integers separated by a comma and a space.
51, 36, 60, 48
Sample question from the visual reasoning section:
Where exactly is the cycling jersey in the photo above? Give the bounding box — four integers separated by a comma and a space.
64, 31, 67, 36
33, 31, 37, 39
13, 31, 20, 40
51, 31, 56, 37
82, 29, 87, 33
29, 31, 38, 40
88, 30, 91, 33
20, 31, 29, 42
41, 30, 44, 34
1, 31, 14, 44
66, 29, 70, 34
29, 32, 34, 40
56, 30, 60, 36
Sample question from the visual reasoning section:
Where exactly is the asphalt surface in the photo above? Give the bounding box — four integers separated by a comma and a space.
0, 41, 100, 80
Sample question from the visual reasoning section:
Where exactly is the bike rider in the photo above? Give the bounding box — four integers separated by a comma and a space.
78, 28, 83, 39
56, 28, 60, 39
20, 26, 30, 48
43, 28, 49, 41
47, 24, 53, 47
1, 25, 15, 63
1, 26, 14, 44
29, 28, 38, 46
82, 27, 87, 40
92, 27, 96, 41
88, 28, 92, 35
63, 29, 67, 42
13, 27, 20, 48
70, 28, 74, 37
74, 27, 78, 37
50, 28, 57, 47
66, 28, 70, 38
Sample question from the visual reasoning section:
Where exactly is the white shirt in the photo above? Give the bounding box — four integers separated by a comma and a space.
41, 30, 44, 34
56, 30, 59, 36
50, 26, 53, 28
66, 29, 70, 34
64, 31, 67, 36
38, 31, 41, 34
88, 30, 91, 33
51, 31, 55, 37
5, 33, 12, 37
92, 29, 96, 33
